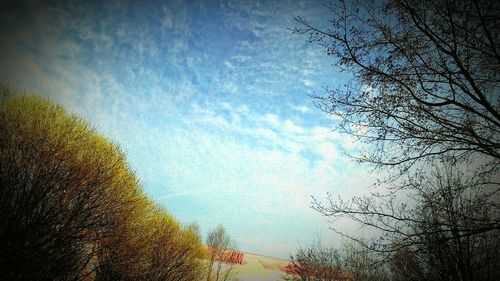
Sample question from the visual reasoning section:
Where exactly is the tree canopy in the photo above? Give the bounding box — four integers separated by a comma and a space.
0, 86, 206, 281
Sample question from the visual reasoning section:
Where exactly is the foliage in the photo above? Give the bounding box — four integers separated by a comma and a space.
0, 86, 141, 280
0, 86, 206, 281
142, 207, 206, 281
94, 202, 207, 281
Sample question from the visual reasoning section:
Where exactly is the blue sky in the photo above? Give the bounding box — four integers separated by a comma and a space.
0, 0, 377, 259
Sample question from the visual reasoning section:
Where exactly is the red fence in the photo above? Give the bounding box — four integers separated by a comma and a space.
206, 247, 244, 265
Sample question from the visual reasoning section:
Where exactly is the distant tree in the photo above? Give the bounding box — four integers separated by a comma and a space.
0, 86, 141, 280
312, 160, 500, 280
388, 248, 423, 281
387, 163, 500, 280
284, 239, 389, 281
206, 225, 237, 281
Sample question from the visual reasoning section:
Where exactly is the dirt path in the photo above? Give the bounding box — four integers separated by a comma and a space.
229, 252, 290, 281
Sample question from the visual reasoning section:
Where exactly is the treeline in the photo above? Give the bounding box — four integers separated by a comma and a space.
286, 163, 500, 281
0, 86, 206, 281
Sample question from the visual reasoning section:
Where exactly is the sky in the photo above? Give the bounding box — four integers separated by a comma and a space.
0, 0, 378, 259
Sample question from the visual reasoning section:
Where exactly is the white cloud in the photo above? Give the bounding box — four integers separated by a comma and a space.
222, 81, 238, 94
231, 54, 252, 62
263, 113, 280, 127
224, 60, 235, 69
283, 119, 305, 134
161, 6, 174, 30
303, 79, 315, 87
0, 0, 375, 259
147, 109, 373, 258
291, 104, 310, 113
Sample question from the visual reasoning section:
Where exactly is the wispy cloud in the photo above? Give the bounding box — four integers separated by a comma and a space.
0, 0, 373, 259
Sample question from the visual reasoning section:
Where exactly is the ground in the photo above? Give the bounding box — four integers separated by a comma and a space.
224, 252, 291, 281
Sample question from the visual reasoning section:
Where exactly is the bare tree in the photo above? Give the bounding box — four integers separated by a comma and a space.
388, 163, 500, 280
293, 0, 499, 176
284, 239, 389, 281
293, 1, 500, 280
311, 160, 500, 280
206, 225, 237, 281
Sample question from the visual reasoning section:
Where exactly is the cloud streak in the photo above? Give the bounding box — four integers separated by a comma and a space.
0, 0, 377, 259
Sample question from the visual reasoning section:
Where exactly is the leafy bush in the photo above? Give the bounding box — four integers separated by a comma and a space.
0, 86, 205, 281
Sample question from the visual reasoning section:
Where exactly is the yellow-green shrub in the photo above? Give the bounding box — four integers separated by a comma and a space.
0, 86, 205, 281
0, 86, 142, 280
